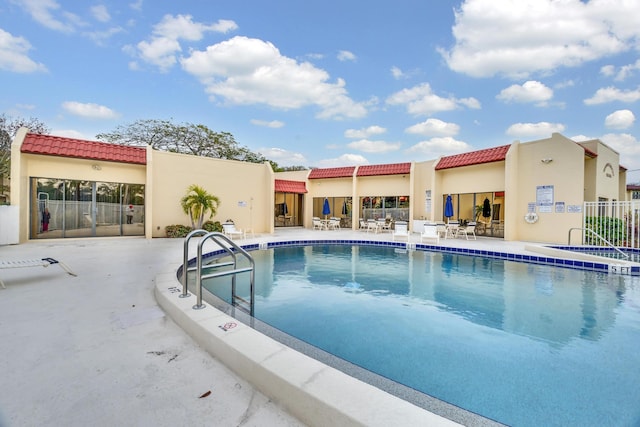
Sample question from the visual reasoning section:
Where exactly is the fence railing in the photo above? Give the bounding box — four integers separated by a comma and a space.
583, 201, 640, 248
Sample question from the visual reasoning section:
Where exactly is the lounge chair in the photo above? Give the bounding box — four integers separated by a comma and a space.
392, 221, 410, 241
222, 222, 245, 240
0, 257, 76, 289
420, 223, 440, 244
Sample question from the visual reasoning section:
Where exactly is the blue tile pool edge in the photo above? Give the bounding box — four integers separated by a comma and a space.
189, 239, 638, 276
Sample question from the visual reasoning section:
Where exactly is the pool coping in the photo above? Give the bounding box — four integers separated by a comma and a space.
156, 238, 632, 427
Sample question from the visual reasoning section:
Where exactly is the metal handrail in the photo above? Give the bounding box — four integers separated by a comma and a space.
180, 229, 208, 298
193, 232, 255, 316
568, 227, 629, 259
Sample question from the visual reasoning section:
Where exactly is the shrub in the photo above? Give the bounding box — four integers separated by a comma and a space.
165, 224, 192, 238
585, 216, 627, 245
203, 220, 222, 232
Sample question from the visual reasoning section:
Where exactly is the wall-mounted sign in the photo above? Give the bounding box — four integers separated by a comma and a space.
555, 202, 565, 213
536, 185, 554, 207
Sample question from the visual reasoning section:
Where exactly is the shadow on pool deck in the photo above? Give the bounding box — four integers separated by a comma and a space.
0, 229, 525, 426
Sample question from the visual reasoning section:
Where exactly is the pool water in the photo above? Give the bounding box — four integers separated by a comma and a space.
204, 245, 640, 427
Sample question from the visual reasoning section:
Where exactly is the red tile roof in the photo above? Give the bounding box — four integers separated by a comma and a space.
580, 145, 598, 158
308, 167, 355, 179
435, 145, 510, 170
274, 179, 307, 193
21, 133, 147, 165
357, 162, 411, 177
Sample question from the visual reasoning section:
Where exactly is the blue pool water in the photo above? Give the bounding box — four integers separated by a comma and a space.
204, 244, 640, 426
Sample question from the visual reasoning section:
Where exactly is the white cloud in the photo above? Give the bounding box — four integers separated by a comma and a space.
17, 0, 83, 33
584, 87, 640, 105
405, 118, 460, 137
61, 101, 119, 119
0, 29, 48, 73
250, 119, 285, 128
316, 153, 369, 168
337, 50, 356, 62
601, 60, 640, 81
135, 14, 238, 72
506, 122, 565, 138
258, 147, 306, 166
441, 0, 640, 78
600, 65, 615, 77
605, 110, 635, 130
129, 0, 143, 11
391, 66, 405, 80
346, 139, 401, 153
50, 129, 90, 139
344, 125, 386, 139
90, 5, 110, 22
181, 36, 367, 120
599, 133, 640, 170
496, 80, 553, 105
386, 83, 480, 116
405, 137, 472, 158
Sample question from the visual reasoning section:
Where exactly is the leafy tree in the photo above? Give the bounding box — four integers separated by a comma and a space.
180, 184, 221, 229
96, 119, 269, 163
0, 114, 50, 198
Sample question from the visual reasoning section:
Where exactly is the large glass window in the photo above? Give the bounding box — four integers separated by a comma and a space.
360, 196, 409, 221
32, 177, 144, 239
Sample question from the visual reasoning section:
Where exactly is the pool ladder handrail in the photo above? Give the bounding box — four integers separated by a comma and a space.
568, 227, 629, 259
181, 230, 255, 316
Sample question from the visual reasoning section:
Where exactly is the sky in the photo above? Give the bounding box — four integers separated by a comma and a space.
1, 0, 640, 179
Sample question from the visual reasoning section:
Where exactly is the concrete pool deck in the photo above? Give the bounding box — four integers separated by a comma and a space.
0, 228, 550, 426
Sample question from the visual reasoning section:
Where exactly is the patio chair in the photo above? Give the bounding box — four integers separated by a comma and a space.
0, 257, 77, 289
366, 219, 378, 233
420, 223, 440, 244
458, 222, 477, 240
359, 219, 367, 231
312, 218, 325, 230
222, 222, 245, 240
392, 221, 410, 241
435, 222, 447, 239
377, 218, 390, 233
327, 217, 341, 230
445, 220, 459, 239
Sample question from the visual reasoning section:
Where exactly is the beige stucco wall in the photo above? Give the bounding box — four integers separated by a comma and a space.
148, 150, 274, 237
412, 160, 437, 221
509, 133, 585, 243
581, 140, 621, 201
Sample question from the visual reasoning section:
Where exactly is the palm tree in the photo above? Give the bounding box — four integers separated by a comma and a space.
180, 184, 220, 229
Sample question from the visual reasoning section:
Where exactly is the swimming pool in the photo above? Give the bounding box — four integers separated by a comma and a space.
199, 243, 640, 426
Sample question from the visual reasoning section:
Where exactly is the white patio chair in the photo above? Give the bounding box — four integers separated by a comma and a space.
366, 219, 378, 233
312, 218, 325, 230
420, 223, 440, 244
458, 222, 477, 240
222, 222, 245, 239
392, 221, 410, 241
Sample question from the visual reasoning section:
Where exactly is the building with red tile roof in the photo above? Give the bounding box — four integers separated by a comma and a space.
435, 145, 510, 170
21, 133, 146, 165
6, 129, 631, 245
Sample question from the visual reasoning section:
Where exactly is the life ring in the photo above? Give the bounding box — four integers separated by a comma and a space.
524, 212, 538, 224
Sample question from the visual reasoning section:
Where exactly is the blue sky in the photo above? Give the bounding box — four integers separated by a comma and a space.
1, 1, 639, 178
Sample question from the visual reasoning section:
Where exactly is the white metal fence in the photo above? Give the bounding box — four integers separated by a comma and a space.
583, 201, 640, 248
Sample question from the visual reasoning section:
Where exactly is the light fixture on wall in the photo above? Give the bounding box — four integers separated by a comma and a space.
92, 164, 102, 170
540, 158, 553, 164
